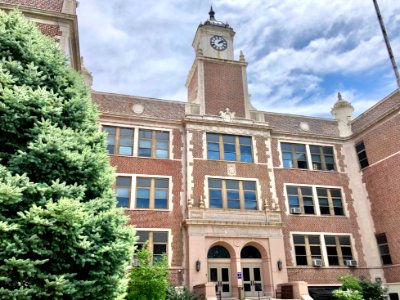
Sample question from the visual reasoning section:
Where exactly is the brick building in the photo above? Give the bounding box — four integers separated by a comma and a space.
1, 1, 399, 299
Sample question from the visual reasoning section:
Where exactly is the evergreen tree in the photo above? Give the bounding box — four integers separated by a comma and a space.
0, 10, 135, 299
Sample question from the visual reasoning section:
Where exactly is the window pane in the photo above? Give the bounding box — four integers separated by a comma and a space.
137, 178, 151, 187
138, 148, 151, 157
155, 179, 169, 188
137, 231, 149, 242
117, 197, 129, 208
325, 236, 336, 244
301, 187, 312, 195
227, 191, 240, 200
209, 179, 222, 188
228, 200, 240, 209
139, 130, 152, 138
225, 180, 239, 189
210, 190, 222, 200
224, 152, 236, 161
288, 196, 299, 205
116, 187, 130, 198
156, 141, 169, 150
156, 150, 168, 158
106, 145, 115, 154
103, 126, 116, 134
153, 244, 167, 255
308, 236, 320, 244
339, 236, 350, 245
208, 151, 219, 160
244, 200, 257, 210
153, 232, 168, 243
243, 181, 256, 190
222, 135, 235, 143
118, 146, 132, 155
281, 143, 292, 151
293, 235, 305, 244
208, 143, 219, 151
207, 133, 219, 142
239, 136, 252, 145
156, 131, 169, 140
240, 153, 253, 162
210, 199, 223, 208
117, 177, 131, 186
296, 256, 308, 265
120, 128, 134, 136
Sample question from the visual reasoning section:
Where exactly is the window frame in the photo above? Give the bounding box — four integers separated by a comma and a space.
207, 177, 258, 210
103, 125, 135, 156
135, 229, 170, 265
375, 233, 392, 265
206, 133, 253, 163
355, 141, 369, 169
293, 234, 322, 266
291, 233, 356, 268
279, 141, 337, 171
135, 177, 170, 210
285, 184, 346, 217
286, 185, 315, 215
138, 128, 170, 159
115, 176, 132, 208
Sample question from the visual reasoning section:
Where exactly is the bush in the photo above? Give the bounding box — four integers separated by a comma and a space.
166, 285, 197, 300
126, 244, 169, 300
333, 275, 387, 300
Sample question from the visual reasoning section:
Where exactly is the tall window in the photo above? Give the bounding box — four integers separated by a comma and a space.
103, 126, 134, 156
207, 133, 253, 162
324, 235, 353, 266
281, 143, 308, 169
116, 176, 131, 208
317, 188, 344, 216
293, 235, 322, 266
136, 177, 169, 209
355, 141, 369, 169
287, 186, 315, 214
138, 129, 169, 159
310, 145, 336, 171
208, 178, 257, 210
376, 233, 392, 265
136, 231, 168, 262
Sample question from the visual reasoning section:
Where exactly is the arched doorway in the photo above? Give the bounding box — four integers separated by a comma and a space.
207, 245, 232, 298
241, 245, 263, 297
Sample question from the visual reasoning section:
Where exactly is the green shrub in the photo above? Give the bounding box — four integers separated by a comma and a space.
166, 285, 197, 300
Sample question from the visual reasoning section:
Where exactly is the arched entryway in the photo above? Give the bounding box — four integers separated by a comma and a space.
207, 245, 232, 298
241, 245, 263, 297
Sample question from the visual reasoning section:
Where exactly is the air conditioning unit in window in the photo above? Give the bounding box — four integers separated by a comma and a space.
312, 259, 323, 267
345, 260, 357, 267
290, 207, 301, 214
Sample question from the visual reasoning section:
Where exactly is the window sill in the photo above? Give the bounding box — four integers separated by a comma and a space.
277, 167, 339, 173
287, 214, 348, 218
108, 154, 173, 160
124, 208, 172, 212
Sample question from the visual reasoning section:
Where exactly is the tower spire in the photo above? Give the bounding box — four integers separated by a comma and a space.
209, 5, 215, 21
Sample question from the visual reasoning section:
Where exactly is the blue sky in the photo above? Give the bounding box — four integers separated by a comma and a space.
76, 0, 400, 118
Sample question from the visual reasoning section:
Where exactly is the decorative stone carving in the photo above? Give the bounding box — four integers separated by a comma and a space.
219, 108, 235, 122
132, 103, 144, 114
199, 195, 205, 208
227, 164, 236, 176
188, 198, 193, 208
299, 122, 310, 132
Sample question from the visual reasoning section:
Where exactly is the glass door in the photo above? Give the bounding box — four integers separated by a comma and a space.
208, 263, 231, 298
242, 263, 263, 297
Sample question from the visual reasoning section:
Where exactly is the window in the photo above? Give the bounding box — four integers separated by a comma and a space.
389, 293, 399, 300
136, 231, 168, 262
103, 126, 134, 156
376, 233, 392, 265
281, 142, 337, 171
355, 142, 369, 169
207, 133, 253, 162
281, 143, 308, 169
317, 188, 344, 216
293, 234, 354, 267
136, 177, 169, 209
287, 185, 345, 216
310, 145, 336, 171
287, 186, 315, 214
293, 235, 322, 266
116, 176, 131, 208
138, 129, 169, 159
324, 235, 353, 266
208, 178, 257, 210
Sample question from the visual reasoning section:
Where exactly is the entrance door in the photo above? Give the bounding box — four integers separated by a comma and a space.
208, 263, 231, 298
242, 263, 263, 297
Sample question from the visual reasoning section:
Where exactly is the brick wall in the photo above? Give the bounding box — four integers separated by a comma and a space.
1, 0, 64, 12
271, 137, 368, 284
360, 113, 400, 283
188, 66, 198, 103
37, 23, 61, 39
108, 127, 185, 285
204, 61, 246, 117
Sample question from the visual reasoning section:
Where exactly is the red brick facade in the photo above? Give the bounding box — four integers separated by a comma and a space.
204, 60, 246, 117
1, 0, 64, 12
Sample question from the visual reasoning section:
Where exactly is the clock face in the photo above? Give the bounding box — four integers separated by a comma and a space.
210, 35, 228, 51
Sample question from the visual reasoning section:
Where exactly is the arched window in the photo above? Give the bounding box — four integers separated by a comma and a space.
241, 246, 261, 259
208, 245, 230, 259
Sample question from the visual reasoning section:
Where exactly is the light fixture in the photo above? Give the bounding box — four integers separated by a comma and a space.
195, 259, 201, 272
277, 259, 283, 271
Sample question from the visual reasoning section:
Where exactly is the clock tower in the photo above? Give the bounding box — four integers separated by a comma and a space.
186, 7, 253, 119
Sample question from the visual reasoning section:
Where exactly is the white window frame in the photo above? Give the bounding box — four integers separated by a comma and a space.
204, 176, 262, 210
135, 228, 172, 266
290, 232, 357, 268
283, 183, 347, 217
278, 140, 338, 172
116, 173, 173, 211
101, 123, 173, 159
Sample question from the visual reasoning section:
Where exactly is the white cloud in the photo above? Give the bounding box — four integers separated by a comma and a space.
77, 0, 400, 118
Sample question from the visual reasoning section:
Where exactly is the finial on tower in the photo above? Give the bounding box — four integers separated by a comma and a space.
337, 92, 343, 101
209, 5, 216, 21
